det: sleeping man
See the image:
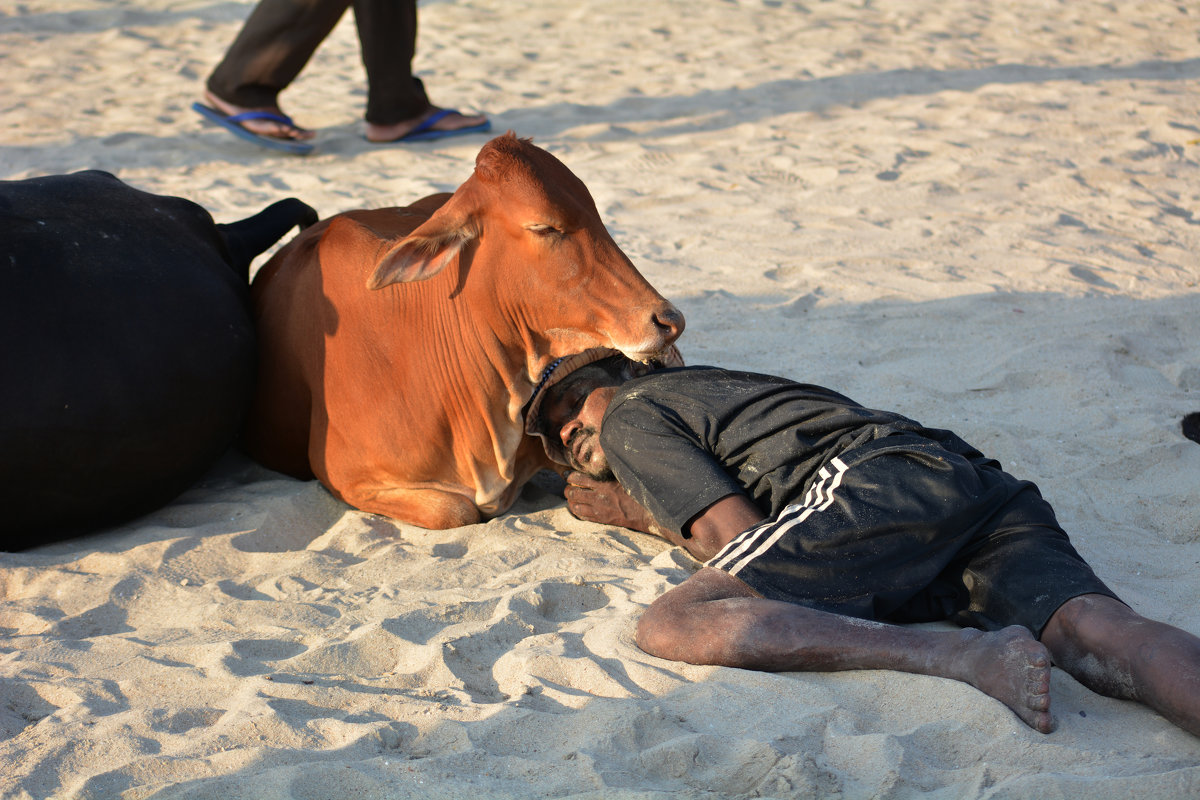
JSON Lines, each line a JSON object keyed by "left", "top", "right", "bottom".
{"left": 527, "top": 354, "right": 1200, "bottom": 736}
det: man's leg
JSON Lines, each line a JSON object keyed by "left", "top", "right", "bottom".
{"left": 205, "top": 0, "right": 349, "bottom": 139}
{"left": 637, "top": 567, "right": 1058, "bottom": 733}
{"left": 351, "top": 0, "right": 424, "bottom": 125}
{"left": 353, "top": 0, "right": 488, "bottom": 141}
{"left": 1040, "top": 593, "right": 1200, "bottom": 736}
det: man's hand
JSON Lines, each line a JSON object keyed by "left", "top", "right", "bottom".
{"left": 563, "top": 471, "right": 657, "bottom": 533}
{"left": 564, "top": 472, "right": 762, "bottom": 559}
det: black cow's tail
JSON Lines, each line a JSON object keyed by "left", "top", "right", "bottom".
{"left": 218, "top": 198, "right": 319, "bottom": 279}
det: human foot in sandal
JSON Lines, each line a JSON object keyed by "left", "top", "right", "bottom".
{"left": 192, "top": 91, "right": 316, "bottom": 154}
{"left": 365, "top": 107, "right": 490, "bottom": 144}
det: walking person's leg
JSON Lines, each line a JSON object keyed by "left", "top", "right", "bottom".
{"left": 204, "top": 0, "right": 349, "bottom": 141}
{"left": 354, "top": 0, "right": 489, "bottom": 143}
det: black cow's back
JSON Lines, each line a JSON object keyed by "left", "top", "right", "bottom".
{"left": 0, "top": 171, "right": 309, "bottom": 547}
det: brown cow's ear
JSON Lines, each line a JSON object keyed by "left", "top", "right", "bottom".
{"left": 366, "top": 225, "right": 474, "bottom": 289}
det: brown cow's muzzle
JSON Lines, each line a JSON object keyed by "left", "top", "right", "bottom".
{"left": 617, "top": 301, "right": 684, "bottom": 364}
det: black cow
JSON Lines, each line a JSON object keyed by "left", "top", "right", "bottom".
{"left": 1, "top": 171, "right": 317, "bottom": 547}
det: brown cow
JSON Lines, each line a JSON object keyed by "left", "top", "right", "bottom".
{"left": 247, "top": 133, "right": 684, "bottom": 529}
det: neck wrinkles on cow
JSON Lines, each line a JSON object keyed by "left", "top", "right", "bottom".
{"left": 408, "top": 264, "right": 545, "bottom": 510}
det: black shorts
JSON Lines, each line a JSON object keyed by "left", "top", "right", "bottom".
{"left": 705, "top": 435, "right": 1119, "bottom": 636}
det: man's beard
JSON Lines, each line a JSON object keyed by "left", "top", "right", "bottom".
{"left": 581, "top": 462, "right": 615, "bottom": 482}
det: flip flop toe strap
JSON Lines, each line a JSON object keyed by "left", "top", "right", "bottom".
{"left": 405, "top": 109, "right": 454, "bottom": 138}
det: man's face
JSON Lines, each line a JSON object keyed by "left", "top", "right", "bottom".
{"left": 540, "top": 376, "right": 620, "bottom": 480}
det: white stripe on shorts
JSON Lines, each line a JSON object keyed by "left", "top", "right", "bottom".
{"left": 706, "top": 456, "right": 849, "bottom": 576}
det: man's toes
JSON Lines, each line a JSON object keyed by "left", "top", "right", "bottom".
{"left": 250, "top": 120, "right": 311, "bottom": 141}
{"left": 1035, "top": 711, "right": 1058, "bottom": 734}
{"left": 1026, "top": 686, "right": 1051, "bottom": 711}
{"left": 1013, "top": 704, "right": 1057, "bottom": 733}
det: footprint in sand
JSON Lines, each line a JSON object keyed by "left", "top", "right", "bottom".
{"left": 224, "top": 638, "right": 308, "bottom": 677}
{"left": 0, "top": 681, "right": 60, "bottom": 739}
{"left": 147, "top": 707, "right": 223, "bottom": 735}
{"left": 48, "top": 601, "right": 134, "bottom": 639}
{"left": 437, "top": 582, "right": 613, "bottom": 702}
{"left": 875, "top": 148, "right": 931, "bottom": 181}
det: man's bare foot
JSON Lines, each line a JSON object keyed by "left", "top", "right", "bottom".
{"left": 365, "top": 107, "right": 489, "bottom": 143}
{"left": 950, "top": 626, "right": 1056, "bottom": 733}
{"left": 202, "top": 90, "right": 315, "bottom": 142}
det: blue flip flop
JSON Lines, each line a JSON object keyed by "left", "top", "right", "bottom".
{"left": 192, "top": 102, "right": 315, "bottom": 155}
{"left": 372, "top": 108, "right": 492, "bottom": 144}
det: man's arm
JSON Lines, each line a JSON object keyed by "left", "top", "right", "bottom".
{"left": 683, "top": 493, "right": 767, "bottom": 560}
{"left": 564, "top": 471, "right": 765, "bottom": 561}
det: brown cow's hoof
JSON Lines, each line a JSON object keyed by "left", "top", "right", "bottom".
{"left": 1183, "top": 412, "right": 1200, "bottom": 444}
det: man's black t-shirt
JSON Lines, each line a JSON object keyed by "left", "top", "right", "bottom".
{"left": 597, "top": 366, "right": 1117, "bottom": 633}
{"left": 598, "top": 366, "right": 985, "bottom": 537}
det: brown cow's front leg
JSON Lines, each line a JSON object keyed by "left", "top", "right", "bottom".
{"left": 339, "top": 484, "right": 483, "bottom": 529}
{"left": 312, "top": 429, "right": 483, "bottom": 529}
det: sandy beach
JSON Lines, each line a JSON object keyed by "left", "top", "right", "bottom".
{"left": 3, "top": 0, "right": 1200, "bottom": 797}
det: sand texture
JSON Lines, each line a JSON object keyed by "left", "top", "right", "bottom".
{"left": 2, "top": 0, "right": 1199, "bottom": 797}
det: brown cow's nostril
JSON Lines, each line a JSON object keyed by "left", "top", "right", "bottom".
{"left": 654, "top": 306, "right": 686, "bottom": 340}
